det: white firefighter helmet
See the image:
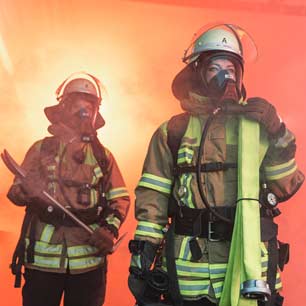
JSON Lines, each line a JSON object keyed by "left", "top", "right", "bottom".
{"left": 55, "top": 72, "right": 104, "bottom": 104}
{"left": 183, "top": 23, "right": 257, "bottom": 64}
{"left": 172, "top": 23, "right": 257, "bottom": 100}
{"left": 44, "top": 72, "right": 106, "bottom": 129}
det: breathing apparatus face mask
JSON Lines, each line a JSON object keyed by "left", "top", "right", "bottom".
{"left": 197, "top": 54, "right": 244, "bottom": 104}
{"left": 207, "top": 69, "right": 241, "bottom": 104}
{"left": 62, "top": 95, "right": 98, "bottom": 139}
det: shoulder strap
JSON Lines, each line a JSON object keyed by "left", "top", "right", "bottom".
{"left": 40, "top": 136, "right": 60, "bottom": 159}
{"left": 91, "top": 137, "right": 109, "bottom": 208}
{"left": 91, "top": 136, "right": 109, "bottom": 175}
{"left": 167, "top": 112, "right": 190, "bottom": 166}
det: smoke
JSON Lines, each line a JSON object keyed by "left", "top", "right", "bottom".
{"left": 0, "top": 1, "right": 305, "bottom": 305}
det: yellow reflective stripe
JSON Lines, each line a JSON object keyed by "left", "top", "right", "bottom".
{"left": 179, "top": 237, "right": 192, "bottom": 260}
{"left": 209, "top": 263, "right": 227, "bottom": 279}
{"left": 178, "top": 279, "right": 210, "bottom": 296}
{"left": 105, "top": 215, "right": 121, "bottom": 229}
{"left": 138, "top": 173, "right": 172, "bottom": 194}
{"left": 106, "top": 187, "right": 129, "bottom": 200}
{"left": 28, "top": 255, "right": 61, "bottom": 268}
{"left": 212, "top": 281, "right": 224, "bottom": 298}
{"left": 47, "top": 181, "right": 57, "bottom": 194}
{"left": 173, "top": 259, "right": 210, "bottom": 278}
{"left": 135, "top": 221, "right": 164, "bottom": 239}
{"left": 40, "top": 224, "right": 55, "bottom": 243}
{"left": 67, "top": 245, "right": 98, "bottom": 257}
{"left": 47, "top": 165, "right": 56, "bottom": 171}
{"left": 186, "top": 175, "right": 194, "bottom": 208}
{"left": 178, "top": 146, "right": 194, "bottom": 164}
{"left": 261, "top": 243, "right": 268, "bottom": 272}
{"left": 130, "top": 255, "right": 141, "bottom": 269}
{"left": 25, "top": 238, "right": 62, "bottom": 255}
{"left": 84, "top": 145, "right": 98, "bottom": 166}
{"left": 90, "top": 189, "right": 98, "bottom": 207}
{"left": 92, "top": 166, "right": 103, "bottom": 185}
{"left": 184, "top": 115, "right": 202, "bottom": 147}
{"left": 178, "top": 174, "right": 195, "bottom": 208}
{"left": 89, "top": 223, "right": 100, "bottom": 231}
{"left": 69, "top": 256, "right": 103, "bottom": 270}
{"left": 265, "top": 159, "right": 297, "bottom": 180}
{"left": 275, "top": 272, "right": 282, "bottom": 290}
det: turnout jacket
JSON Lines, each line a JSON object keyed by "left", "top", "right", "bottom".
{"left": 131, "top": 92, "right": 304, "bottom": 302}
{"left": 8, "top": 124, "right": 130, "bottom": 274}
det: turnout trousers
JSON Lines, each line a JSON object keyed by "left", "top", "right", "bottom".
{"left": 22, "top": 266, "right": 107, "bottom": 306}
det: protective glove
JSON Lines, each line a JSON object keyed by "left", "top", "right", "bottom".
{"left": 20, "top": 176, "right": 45, "bottom": 200}
{"left": 20, "top": 175, "right": 55, "bottom": 212}
{"left": 221, "top": 98, "right": 283, "bottom": 137}
{"left": 88, "top": 227, "right": 115, "bottom": 255}
{"left": 242, "top": 97, "right": 283, "bottom": 137}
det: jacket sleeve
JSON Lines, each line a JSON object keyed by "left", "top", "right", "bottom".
{"left": 7, "top": 140, "right": 43, "bottom": 206}
{"left": 134, "top": 122, "right": 174, "bottom": 246}
{"left": 101, "top": 148, "right": 130, "bottom": 237}
{"left": 261, "top": 126, "right": 304, "bottom": 202}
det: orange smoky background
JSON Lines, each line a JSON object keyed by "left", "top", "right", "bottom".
{"left": 0, "top": 0, "right": 306, "bottom": 305}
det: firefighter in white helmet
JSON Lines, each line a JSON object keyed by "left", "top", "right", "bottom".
{"left": 128, "top": 24, "right": 304, "bottom": 306}
{"left": 7, "top": 72, "right": 130, "bottom": 306}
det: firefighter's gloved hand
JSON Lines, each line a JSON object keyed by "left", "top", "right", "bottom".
{"left": 243, "top": 98, "right": 283, "bottom": 137}
{"left": 21, "top": 176, "right": 54, "bottom": 212}
{"left": 88, "top": 227, "right": 115, "bottom": 255}
{"left": 20, "top": 174, "right": 46, "bottom": 200}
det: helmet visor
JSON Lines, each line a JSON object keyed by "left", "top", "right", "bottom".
{"left": 183, "top": 23, "right": 258, "bottom": 64}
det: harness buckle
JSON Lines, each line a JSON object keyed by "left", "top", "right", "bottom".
{"left": 208, "top": 221, "right": 222, "bottom": 242}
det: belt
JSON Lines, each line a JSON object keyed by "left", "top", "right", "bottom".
{"left": 173, "top": 206, "right": 278, "bottom": 242}
{"left": 173, "top": 206, "right": 235, "bottom": 241}
{"left": 28, "top": 203, "right": 103, "bottom": 226}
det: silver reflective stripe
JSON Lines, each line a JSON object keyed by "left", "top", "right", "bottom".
{"left": 67, "top": 245, "right": 98, "bottom": 257}
{"left": 29, "top": 255, "right": 61, "bottom": 268}
{"left": 212, "top": 281, "right": 223, "bottom": 298}
{"left": 106, "top": 187, "right": 129, "bottom": 200}
{"left": 25, "top": 238, "right": 62, "bottom": 255}
{"left": 69, "top": 256, "right": 103, "bottom": 270}
{"left": 138, "top": 173, "right": 172, "bottom": 194}
{"left": 209, "top": 264, "right": 227, "bottom": 279}
{"left": 178, "top": 279, "right": 210, "bottom": 297}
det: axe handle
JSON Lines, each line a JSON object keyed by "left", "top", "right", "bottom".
{"left": 43, "top": 192, "right": 94, "bottom": 234}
